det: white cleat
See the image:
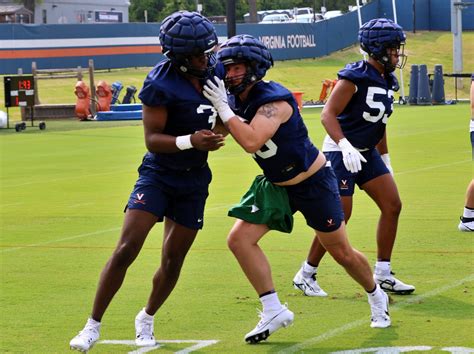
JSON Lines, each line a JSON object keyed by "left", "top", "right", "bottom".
{"left": 293, "top": 267, "right": 328, "bottom": 297}
{"left": 368, "top": 286, "right": 391, "bottom": 329}
{"left": 458, "top": 217, "right": 474, "bottom": 232}
{"left": 70, "top": 319, "right": 100, "bottom": 352}
{"left": 244, "top": 305, "right": 294, "bottom": 344}
{"left": 375, "top": 272, "right": 415, "bottom": 295}
{"left": 135, "top": 308, "right": 156, "bottom": 347}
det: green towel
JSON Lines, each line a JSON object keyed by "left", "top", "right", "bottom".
{"left": 228, "top": 175, "right": 294, "bottom": 233}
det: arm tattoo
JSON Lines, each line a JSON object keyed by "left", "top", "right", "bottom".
{"left": 257, "top": 102, "right": 278, "bottom": 119}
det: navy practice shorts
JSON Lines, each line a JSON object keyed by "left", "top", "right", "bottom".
{"left": 285, "top": 166, "right": 344, "bottom": 232}
{"left": 324, "top": 148, "right": 390, "bottom": 197}
{"left": 125, "top": 163, "right": 212, "bottom": 230}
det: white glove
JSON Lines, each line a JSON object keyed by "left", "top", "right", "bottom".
{"left": 338, "top": 138, "right": 367, "bottom": 173}
{"left": 381, "top": 153, "right": 394, "bottom": 175}
{"left": 203, "top": 77, "right": 235, "bottom": 123}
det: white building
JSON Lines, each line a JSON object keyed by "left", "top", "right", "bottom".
{"left": 0, "top": 0, "right": 130, "bottom": 24}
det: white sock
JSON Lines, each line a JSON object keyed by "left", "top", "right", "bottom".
{"left": 137, "top": 308, "right": 154, "bottom": 320}
{"left": 367, "top": 284, "right": 383, "bottom": 303}
{"left": 375, "top": 261, "right": 391, "bottom": 277}
{"left": 260, "top": 292, "right": 282, "bottom": 313}
{"left": 86, "top": 318, "right": 101, "bottom": 328}
{"left": 302, "top": 261, "right": 318, "bottom": 277}
{"left": 463, "top": 207, "right": 474, "bottom": 218}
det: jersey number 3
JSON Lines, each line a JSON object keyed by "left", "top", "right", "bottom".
{"left": 362, "top": 86, "right": 394, "bottom": 124}
{"left": 197, "top": 104, "right": 217, "bottom": 129}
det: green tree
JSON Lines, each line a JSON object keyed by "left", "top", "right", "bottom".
{"left": 129, "top": 0, "right": 165, "bottom": 22}
{"left": 157, "top": 0, "right": 195, "bottom": 20}
{"left": 200, "top": 0, "right": 226, "bottom": 18}
{"left": 128, "top": 0, "right": 367, "bottom": 23}
{"left": 14, "top": 0, "right": 42, "bottom": 21}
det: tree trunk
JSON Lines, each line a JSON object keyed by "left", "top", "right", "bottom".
{"left": 22, "top": 0, "right": 35, "bottom": 22}
{"left": 248, "top": 0, "right": 257, "bottom": 23}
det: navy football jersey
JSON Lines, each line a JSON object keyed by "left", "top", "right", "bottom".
{"left": 334, "top": 60, "right": 399, "bottom": 150}
{"left": 138, "top": 59, "right": 224, "bottom": 170}
{"left": 231, "top": 81, "right": 319, "bottom": 183}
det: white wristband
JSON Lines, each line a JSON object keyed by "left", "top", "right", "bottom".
{"left": 176, "top": 134, "right": 193, "bottom": 150}
{"left": 337, "top": 137, "right": 351, "bottom": 149}
{"left": 218, "top": 106, "right": 235, "bottom": 124}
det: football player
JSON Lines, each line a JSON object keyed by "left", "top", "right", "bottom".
{"left": 69, "top": 11, "right": 225, "bottom": 352}
{"left": 204, "top": 34, "right": 391, "bottom": 344}
{"left": 293, "top": 18, "right": 415, "bottom": 297}
{"left": 458, "top": 73, "right": 474, "bottom": 231}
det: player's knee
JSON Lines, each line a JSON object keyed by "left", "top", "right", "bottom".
{"left": 382, "top": 198, "right": 402, "bottom": 217}
{"left": 112, "top": 242, "right": 141, "bottom": 268}
{"left": 227, "top": 234, "right": 238, "bottom": 253}
{"left": 160, "top": 255, "right": 184, "bottom": 278}
{"left": 227, "top": 232, "right": 245, "bottom": 254}
{"left": 329, "top": 248, "right": 355, "bottom": 268}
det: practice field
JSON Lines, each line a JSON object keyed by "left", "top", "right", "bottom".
{"left": 0, "top": 104, "right": 473, "bottom": 353}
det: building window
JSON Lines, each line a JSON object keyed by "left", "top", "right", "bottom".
{"left": 42, "top": 9, "right": 47, "bottom": 24}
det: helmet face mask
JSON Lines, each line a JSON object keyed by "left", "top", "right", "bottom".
{"left": 359, "top": 18, "right": 407, "bottom": 73}
{"left": 221, "top": 60, "right": 258, "bottom": 95}
{"left": 217, "top": 35, "right": 273, "bottom": 94}
{"left": 173, "top": 50, "right": 217, "bottom": 79}
{"left": 384, "top": 44, "right": 407, "bottom": 72}
{"left": 159, "top": 11, "right": 217, "bottom": 79}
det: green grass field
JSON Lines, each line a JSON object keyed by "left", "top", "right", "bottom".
{"left": 1, "top": 103, "right": 473, "bottom": 353}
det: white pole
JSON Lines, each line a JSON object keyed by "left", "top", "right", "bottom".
{"left": 392, "top": 0, "right": 398, "bottom": 22}
{"left": 356, "top": 0, "right": 363, "bottom": 26}
{"left": 451, "top": 0, "right": 463, "bottom": 89}
{"left": 356, "top": 0, "right": 367, "bottom": 60}
{"left": 391, "top": 0, "right": 406, "bottom": 103}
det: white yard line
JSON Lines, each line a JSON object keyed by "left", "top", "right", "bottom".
{"left": 1, "top": 169, "right": 129, "bottom": 188}
{"left": 0, "top": 227, "right": 121, "bottom": 253}
{"left": 278, "top": 274, "right": 474, "bottom": 353}
{"left": 331, "top": 346, "right": 474, "bottom": 353}
{"left": 395, "top": 159, "right": 471, "bottom": 176}
{"left": 0, "top": 202, "right": 25, "bottom": 208}
{"left": 98, "top": 339, "right": 219, "bottom": 353}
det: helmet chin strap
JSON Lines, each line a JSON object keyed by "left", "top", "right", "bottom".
{"left": 379, "top": 56, "right": 396, "bottom": 73}
{"left": 174, "top": 53, "right": 216, "bottom": 80}
{"left": 226, "top": 66, "right": 258, "bottom": 95}
{"left": 369, "top": 50, "right": 396, "bottom": 74}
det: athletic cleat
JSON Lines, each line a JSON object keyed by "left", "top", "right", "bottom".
{"left": 70, "top": 320, "right": 100, "bottom": 352}
{"left": 458, "top": 216, "right": 474, "bottom": 231}
{"left": 293, "top": 267, "right": 328, "bottom": 297}
{"left": 135, "top": 308, "right": 156, "bottom": 347}
{"left": 244, "top": 305, "right": 294, "bottom": 344}
{"left": 375, "top": 272, "right": 415, "bottom": 295}
{"left": 368, "top": 286, "right": 391, "bottom": 328}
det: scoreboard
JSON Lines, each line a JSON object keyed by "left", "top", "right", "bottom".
{"left": 3, "top": 76, "right": 35, "bottom": 107}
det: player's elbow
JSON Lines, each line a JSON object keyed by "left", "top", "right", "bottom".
{"left": 144, "top": 140, "right": 155, "bottom": 153}
{"left": 320, "top": 111, "right": 330, "bottom": 128}
{"left": 240, "top": 141, "right": 261, "bottom": 154}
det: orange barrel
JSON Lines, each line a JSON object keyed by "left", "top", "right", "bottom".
{"left": 74, "top": 81, "right": 91, "bottom": 120}
{"left": 96, "top": 81, "right": 112, "bottom": 111}
{"left": 292, "top": 91, "right": 304, "bottom": 111}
